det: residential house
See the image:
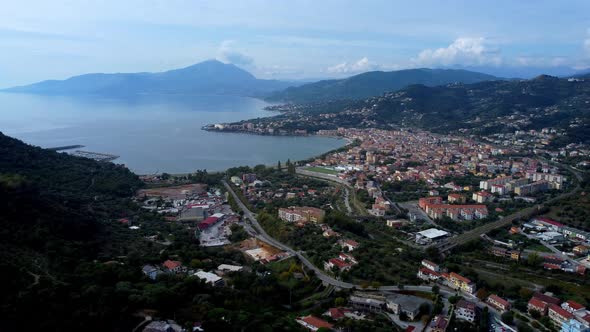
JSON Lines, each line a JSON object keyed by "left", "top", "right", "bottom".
{"left": 486, "top": 294, "right": 511, "bottom": 313}
{"left": 142, "top": 265, "right": 160, "bottom": 280}
{"left": 448, "top": 193, "right": 466, "bottom": 203}
{"left": 386, "top": 219, "right": 408, "bottom": 228}
{"left": 528, "top": 293, "right": 561, "bottom": 315}
{"left": 295, "top": 315, "right": 333, "bottom": 331}
{"left": 455, "top": 299, "right": 477, "bottom": 322}
{"left": 417, "top": 267, "right": 441, "bottom": 281}
{"left": 324, "top": 307, "right": 351, "bottom": 320}
{"left": 562, "top": 300, "right": 586, "bottom": 314}
{"left": 421, "top": 260, "right": 441, "bottom": 272}
{"left": 430, "top": 315, "right": 449, "bottom": 332}
{"left": 472, "top": 191, "right": 494, "bottom": 203}
{"left": 163, "top": 260, "right": 183, "bottom": 274}
{"left": 448, "top": 272, "right": 476, "bottom": 294}
{"left": 278, "top": 206, "right": 325, "bottom": 223}
{"left": 386, "top": 294, "right": 428, "bottom": 321}
{"left": 549, "top": 304, "right": 574, "bottom": 327}
{"left": 324, "top": 253, "right": 357, "bottom": 272}
{"left": 340, "top": 239, "right": 359, "bottom": 251}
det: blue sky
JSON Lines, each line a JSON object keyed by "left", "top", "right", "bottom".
{"left": 1, "top": 0, "right": 590, "bottom": 87}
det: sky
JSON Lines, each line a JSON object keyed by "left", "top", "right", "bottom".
{"left": 1, "top": 0, "right": 590, "bottom": 87}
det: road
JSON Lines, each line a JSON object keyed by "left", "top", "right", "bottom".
{"left": 342, "top": 186, "right": 353, "bottom": 214}
{"left": 296, "top": 168, "right": 367, "bottom": 216}
{"left": 224, "top": 179, "right": 454, "bottom": 294}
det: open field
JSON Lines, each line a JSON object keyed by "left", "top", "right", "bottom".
{"left": 137, "top": 183, "right": 206, "bottom": 200}
{"left": 304, "top": 166, "right": 339, "bottom": 175}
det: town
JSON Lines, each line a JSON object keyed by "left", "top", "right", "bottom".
{"left": 126, "top": 125, "right": 590, "bottom": 332}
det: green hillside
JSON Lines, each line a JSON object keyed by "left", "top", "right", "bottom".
{"left": 267, "top": 68, "right": 498, "bottom": 103}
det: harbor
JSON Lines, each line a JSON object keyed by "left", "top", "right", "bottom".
{"left": 68, "top": 150, "right": 119, "bottom": 162}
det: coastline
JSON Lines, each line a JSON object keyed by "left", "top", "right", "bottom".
{"left": 135, "top": 134, "right": 354, "bottom": 177}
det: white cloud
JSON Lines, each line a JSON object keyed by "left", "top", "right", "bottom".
{"left": 216, "top": 40, "right": 253, "bottom": 66}
{"left": 326, "top": 57, "right": 378, "bottom": 74}
{"left": 413, "top": 37, "right": 502, "bottom": 67}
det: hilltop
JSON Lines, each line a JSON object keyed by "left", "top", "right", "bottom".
{"left": 267, "top": 68, "right": 499, "bottom": 103}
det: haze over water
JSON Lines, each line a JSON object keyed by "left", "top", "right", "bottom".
{"left": 0, "top": 93, "right": 345, "bottom": 174}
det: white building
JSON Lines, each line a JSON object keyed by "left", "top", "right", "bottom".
{"left": 415, "top": 228, "right": 449, "bottom": 244}
{"left": 194, "top": 270, "right": 224, "bottom": 286}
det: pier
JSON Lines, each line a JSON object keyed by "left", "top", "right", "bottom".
{"left": 69, "top": 150, "right": 119, "bottom": 162}
{"left": 47, "top": 145, "right": 85, "bottom": 151}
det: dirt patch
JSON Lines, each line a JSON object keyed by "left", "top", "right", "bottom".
{"left": 137, "top": 184, "right": 207, "bottom": 200}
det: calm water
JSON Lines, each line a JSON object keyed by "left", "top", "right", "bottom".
{"left": 0, "top": 93, "right": 345, "bottom": 174}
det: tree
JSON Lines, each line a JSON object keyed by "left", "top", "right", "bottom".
{"left": 419, "top": 302, "right": 430, "bottom": 316}
{"left": 288, "top": 162, "right": 296, "bottom": 175}
{"left": 516, "top": 322, "right": 533, "bottom": 332}
{"left": 449, "top": 295, "right": 462, "bottom": 304}
{"left": 476, "top": 288, "right": 489, "bottom": 301}
{"left": 479, "top": 307, "right": 489, "bottom": 332}
{"left": 371, "top": 281, "right": 382, "bottom": 289}
{"left": 335, "top": 297, "right": 346, "bottom": 307}
{"left": 277, "top": 160, "right": 281, "bottom": 170}
{"left": 432, "top": 285, "right": 440, "bottom": 295}
{"left": 527, "top": 252, "right": 542, "bottom": 266}
{"left": 501, "top": 311, "right": 514, "bottom": 325}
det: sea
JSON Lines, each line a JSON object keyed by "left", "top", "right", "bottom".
{"left": 0, "top": 92, "right": 345, "bottom": 174}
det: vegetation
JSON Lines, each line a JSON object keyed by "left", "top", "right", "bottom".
{"left": 0, "top": 133, "right": 320, "bottom": 331}
{"left": 267, "top": 68, "right": 496, "bottom": 103}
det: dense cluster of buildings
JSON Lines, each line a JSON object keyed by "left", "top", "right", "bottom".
{"left": 527, "top": 292, "right": 590, "bottom": 331}
{"left": 418, "top": 196, "right": 488, "bottom": 221}
{"left": 478, "top": 171, "right": 564, "bottom": 196}
{"left": 416, "top": 260, "right": 476, "bottom": 295}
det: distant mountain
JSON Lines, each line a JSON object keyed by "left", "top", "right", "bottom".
{"left": 266, "top": 68, "right": 498, "bottom": 103}
{"left": 449, "top": 65, "right": 586, "bottom": 79}
{"left": 3, "top": 60, "right": 295, "bottom": 96}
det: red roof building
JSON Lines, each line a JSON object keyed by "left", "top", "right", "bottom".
{"left": 533, "top": 292, "right": 561, "bottom": 305}
{"left": 561, "top": 300, "right": 586, "bottom": 313}
{"left": 296, "top": 315, "right": 333, "bottom": 331}
{"left": 325, "top": 307, "right": 351, "bottom": 320}
{"left": 548, "top": 303, "right": 574, "bottom": 326}
{"left": 486, "top": 294, "right": 510, "bottom": 312}
{"left": 528, "top": 297, "right": 549, "bottom": 315}
{"left": 163, "top": 260, "right": 182, "bottom": 272}
{"left": 198, "top": 216, "right": 219, "bottom": 230}
{"left": 430, "top": 315, "right": 449, "bottom": 332}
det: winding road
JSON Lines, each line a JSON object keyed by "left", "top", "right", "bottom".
{"left": 223, "top": 180, "right": 452, "bottom": 295}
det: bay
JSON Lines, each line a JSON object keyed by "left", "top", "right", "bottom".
{"left": 0, "top": 92, "right": 345, "bottom": 174}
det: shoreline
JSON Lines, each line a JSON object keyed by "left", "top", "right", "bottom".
{"left": 135, "top": 134, "right": 355, "bottom": 177}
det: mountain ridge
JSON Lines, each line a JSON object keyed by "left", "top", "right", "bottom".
{"left": 266, "top": 68, "right": 499, "bottom": 103}
{"left": 3, "top": 59, "right": 295, "bottom": 96}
